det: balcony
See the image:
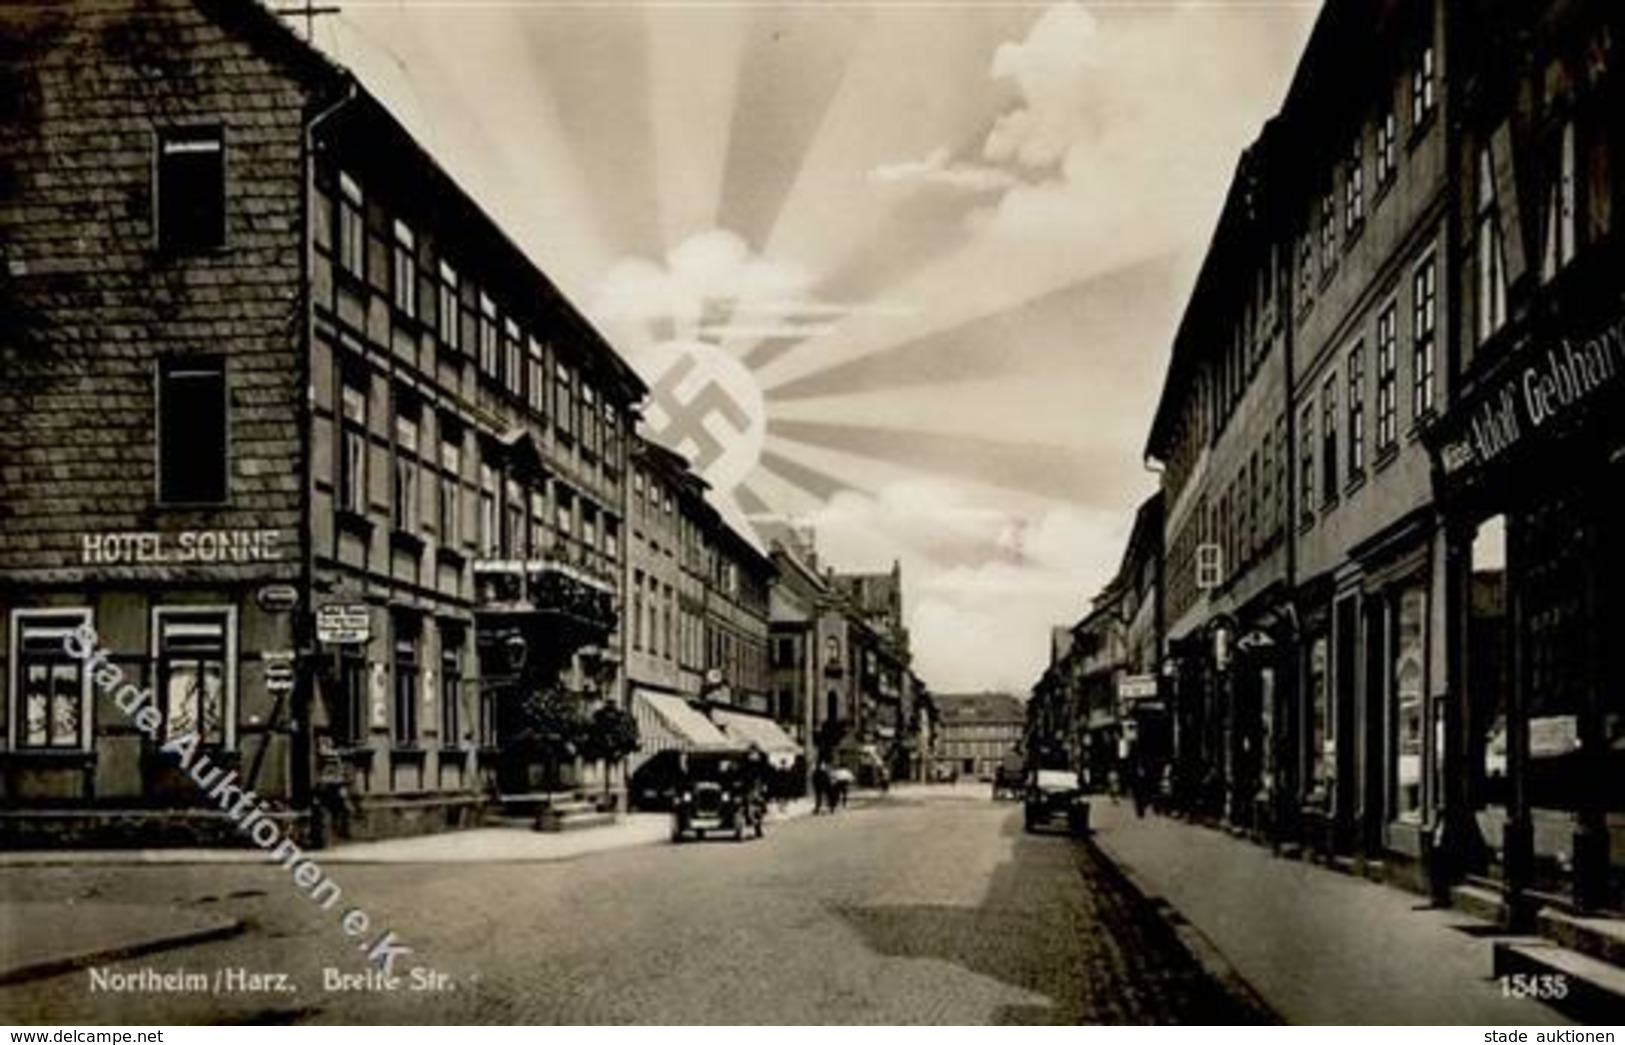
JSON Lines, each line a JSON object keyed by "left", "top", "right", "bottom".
{"left": 474, "top": 555, "right": 618, "bottom": 636}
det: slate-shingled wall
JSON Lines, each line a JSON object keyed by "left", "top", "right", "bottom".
{"left": 0, "top": 0, "right": 311, "bottom": 582}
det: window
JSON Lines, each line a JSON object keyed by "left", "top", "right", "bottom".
{"left": 11, "top": 611, "right": 91, "bottom": 749}
{"left": 338, "top": 171, "right": 365, "bottom": 278}
{"left": 1541, "top": 120, "right": 1579, "bottom": 282}
{"left": 1476, "top": 148, "right": 1509, "bottom": 343}
{"left": 1376, "top": 107, "right": 1398, "bottom": 188}
{"left": 478, "top": 293, "right": 499, "bottom": 377}
{"left": 1347, "top": 342, "right": 1366, "bottom": 476}
{"left": 1299, "top": 402, "right": 1316, "bottom": 523}
{"left": 555, "top": 487, "right": 574, "bottom": 539}
{"left": 158, "top": 357, "right": 227, "bottom": 504}
{"left": 157, "top": 128, "right": 224, "bottom": 252}
{"left": 339, "top": 372, "right": 367, "bottom": 514}
{"left": 478, "top": 681, "right": 499, "bottom": 749}
{"left": 1411, "top": 257, "right": 1437, "bottom": 418}
{"left": 503, "top": 479, "right": 524, "bottom": 559}
{"left": 393, "top": 406, "right": 419, "bottom": 534}
{"left": 155, "top": 609, "right": 232, "bottom": 747}
{"left": 604, "top": 516, "right": 619, "bottom": 561}
{"left": 1260, "top": 428, "right": 1275, "bottom": 539}
{"left": 632, "top": 572, "right": 644, "bottom": 651}
{"left": 437, "top": 262, "right": 461, "bottom": 350}
{"left": 393, "top": 619, "right": 419, "bottom": 746}
{"left": 1345, "top": 135, "right": 1365, "bottom": 233}
{"left": 440, "top": 636, "right": 462, "bottom": 747}
{"left": 603, "top": 403, "right": 621, "bottom": 467}
{"left": 478, "top": 462, "right": 497, "bottom": 556}
{"left": 1245, "top": 451, "right": 1259, "bottom": 558}
{"left": 1320, "top": 186, "right": 1338, "bottom": 273}
{"left": 503, "top": 319, "right": 523, "bottom": 397}
{"left": 527, "top": 338, "right": 547, "bottom": 415}
{"left": 1377, "top": 303, "right": 1399, "bottom": 451}
{"left": 581, "top": 384, "right": 599, "bottom": 456}
{"left": 581, "top": 504, "right": 598, "bottom": 555}
{"left": 554, "top": 363, "right": 574, "bottom": 438}
{"left": 1274, "top": 413, "right": 1288, "bottom": 529}
{"left": 663, "top": 585, "right": 674, "bottom": 660}
{"left": 438, "top": 430, "right": 461, "bottom": 545}
{"left": 335, "top": 646, "right": 366, "bottom": 746}
{"left": 1394, "top": 587, "right": 1428, "bottom": 822}
{"left": 1412, "top": 43, "right": 1436, "bottom": 131}
{"left": 528, "top": 491, "right": 548, "bottom": 559}
{"left": 1309, "top": 635, "right": 1331, "bottom": 788}
{"left": 391, "top": 220, "right": 416, "bottom": 318}
{"left": 1321, "top": 373, "right": 1338, "bottom": 503}
{"left": 1298, "top": 231, "right": 1315, "bottom": 304}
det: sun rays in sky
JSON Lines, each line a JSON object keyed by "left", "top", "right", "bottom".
{"left": 313, "top": 0, "right": 1317, "bottom": 690}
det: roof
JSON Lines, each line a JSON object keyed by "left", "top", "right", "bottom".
{"left": 933, "top": 692, "right": 1026, "bottom": 726}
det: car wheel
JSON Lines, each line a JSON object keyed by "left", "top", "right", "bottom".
{"left": 695, "top": 829, "right": 706, "bottom": 841}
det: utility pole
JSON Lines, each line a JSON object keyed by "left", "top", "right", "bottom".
{"left": 272, "top": 0, "right": 341, "bottom": 43}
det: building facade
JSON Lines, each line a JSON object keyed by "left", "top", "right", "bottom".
{"left": 933, "top": 692, "right": 1025, "bottom": 782}
{"left": 1427, "top": 0, "right": 1624, "bottom": 914}
{"left": 1136, "top": 0, "right": 1624, "bottom": 918}
{"left": 0, "top": 0, "right": 643, "bottom": 844}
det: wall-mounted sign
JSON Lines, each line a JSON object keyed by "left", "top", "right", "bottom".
{"left": 256, "top": 585, "right": 299, "bottom": 613}
{"left": 80, "top": 529, "right": 285, "bottom": 566}
{"left": 1435, "top": 312, "right": 1625, "bottom": 485}
{"left": 1117, "top": 674, "right": 1158, "bottom": 701}
{"left": 316, "top": 603, "right": 371, "bottom": 645}
{"left": 263, "top": 651, "right": 296, "bottom": 696}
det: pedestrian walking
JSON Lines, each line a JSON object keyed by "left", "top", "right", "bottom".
{"left": 812, "top": 762, "right": 831, "bottom": 814}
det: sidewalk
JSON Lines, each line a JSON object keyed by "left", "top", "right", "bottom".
{"left": 1089, "top": 802, "right": 1570, "bottom": 1025}
{"left": 0, "top": 794, "right": 876, "bottom": 867}
{"left": 0, "top": 903, "right": 243, "bottom": 986}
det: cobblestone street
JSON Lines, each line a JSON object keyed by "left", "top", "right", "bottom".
{"left": 0, "top": 792, "right": 1266, "bottom": 1025}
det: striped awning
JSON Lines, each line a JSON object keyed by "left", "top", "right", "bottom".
{"left": 712, "top": 708, "right": 801, "bottom": 769}
{"left": 632, "top": 690, "right": 730, "bottom": 756}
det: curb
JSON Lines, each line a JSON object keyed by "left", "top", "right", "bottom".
{"left": 0, "top": 918, "right": 246, "bottom": 987}
{"left": 1087, "top": 829, "right": 1281, "bottom": 1024}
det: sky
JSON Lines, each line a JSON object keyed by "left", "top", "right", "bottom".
{"left": 309, "top": 0, "right": 1320, "bottom": 695}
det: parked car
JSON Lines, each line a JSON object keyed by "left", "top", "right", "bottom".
{"left": 1024, "top": 768, "right": 1089, "bottom": 836}
{"left": 671, "top": 748, "right": 767, "bottom": 843}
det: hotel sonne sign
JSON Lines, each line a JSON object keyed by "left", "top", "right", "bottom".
{"left": 79, "top": 529, "right": 287, "bottom": 565}
{"left": 1433, "top": 311, "right": 1625, "bottom": 492}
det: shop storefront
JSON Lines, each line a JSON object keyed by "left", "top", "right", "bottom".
{"left": 1429, "top": 271, "right": 1625, "bottom": 914}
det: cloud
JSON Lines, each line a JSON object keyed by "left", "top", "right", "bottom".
{"left": 983, "top": 2, "right": 1101, "bottom": 171}
{"left": 793, "top": 478, "right": 1133, "bottom": 692}
{"left": 592, "top": 229, "right": 813, "bottom": 341}
{"left": 592, "top": 228, "right": 914, "bottom": 351}
{"left": 870, "top": 147, "right": 1017, "bottom": 194}
{"left": 866, "top": 1, "right": 1314, "bottom": 257}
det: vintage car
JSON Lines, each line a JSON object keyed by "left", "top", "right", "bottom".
{"left": 1023, "top": 768, "right": 1090, "bottom": 836}
{"left": 671, "top": 748, "right": 767, "bottom": 843}
{"left": 991, "top": 752, "right": 1025, "bottom": 800}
